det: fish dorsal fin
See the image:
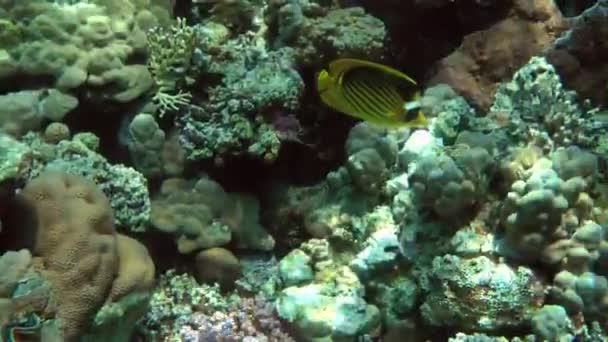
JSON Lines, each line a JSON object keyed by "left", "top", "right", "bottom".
{"left": 328, "top": 58, "right": 417, "bottom": 86}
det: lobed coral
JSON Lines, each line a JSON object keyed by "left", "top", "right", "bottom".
{"left": 150, "top": 176, "right": 275, "bottom": 253}
{"left": 127, "top": 113, "right": 166, "bottom": 178}
{"left": 408, "top": 145, "right": 494, "bottom": 220}
{"left": 0, "top": 89, "right": 77, "bottom": 137}
{"left": 4, "top": 0, "right": 164, "bottom": 103}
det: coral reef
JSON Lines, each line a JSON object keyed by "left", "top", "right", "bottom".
{"left": 266, "top": 3, "right": 386, "bottom": 66}
{"left": 2, "top": 0, "right": 167, "bottom": 102}
{"left": 420, "top": 255, "right": 542, "bottom": 331}
{"left": 142, "top": 270, "right": 293, "bottom": 341}
{"left": 2, "top": 0, "right": 608, "bottom": 341}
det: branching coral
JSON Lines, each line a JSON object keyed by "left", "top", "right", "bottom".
{"left": 147, "top": 17, "right": 200, "bottom": 117}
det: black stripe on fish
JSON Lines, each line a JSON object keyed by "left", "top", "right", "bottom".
{"left": 380, "top": 84, "right": 404, "bottom": 107}
{"left": 373, "top": 83, "right": 403, "bottom": 114}
{"left": 343, "top": 79, "right": 382, "bottom": 119}
{"left": 349, "top": 80, "right": 389, "bottom": 118}
{"left": 349, "top": 68, "right": 405, "bottom": 112}
{"left": 354, "top": 80, "right": 393, "bottom": 114}
{"left": 346, "top": 80, "right": 388, "bottom": 121}
{"left": 343, "top": 81, "right": 376, "bottom": 120}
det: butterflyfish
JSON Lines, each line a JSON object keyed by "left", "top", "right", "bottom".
{"left": 317, "top": 58, "right": 428, "bottom": 128}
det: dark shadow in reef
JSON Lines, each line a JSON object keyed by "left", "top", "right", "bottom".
{"left": 0, "top": 191, "right": 38, "bottom": 253}
{"left": 61, "top": 89, "right": 138, "bottom": 165}
{"left": 0, "top": 73, "right": 56, "bottom": 96}
{"left": 134, "top": 229, "right": 189, "bottom": 275}
{"left": 554, "top": 0, "right": 597, "bottom": 17}
{"left": 358, "top": 0, "right": 514, "bottom": 79}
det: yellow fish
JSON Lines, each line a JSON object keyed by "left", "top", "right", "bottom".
{"left": 317, "top": 58, "right": 428, "bottom": 128}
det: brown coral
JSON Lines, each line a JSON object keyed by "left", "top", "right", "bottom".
{"left": 194, "top": 247, "right": 241, "bottom": 288}
{"left": 21, "top": 172, "right": 118, "bottom": 341}
{"left": 427, "top": 0, "right": 568, "bottom": 110}
{"left": 109, "top": 234, "right": 155, "bottom": 301}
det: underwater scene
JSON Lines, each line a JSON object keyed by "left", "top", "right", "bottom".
{"left": 2, "top": 0, "right": 608, "bottom": 341}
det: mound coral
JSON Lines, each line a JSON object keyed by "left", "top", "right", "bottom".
{"left": 21, "top": 172, "right": 119, "bottom": 341}
{"left": 2, "top": 172, "right": 156, "bottom": 341}
{"left": 151, "top": 177, "right": 274, "bottom": 253}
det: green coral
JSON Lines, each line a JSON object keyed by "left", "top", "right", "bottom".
{"left": 0, "top": 133, "right": 30, "bottom": 183}
{"left": 178, "top": 48, "right": 303, "bottom": 161}
{"left": 0, "top": 19, "right": 21, "bottom": 49}
{"left": 22, "top": 131, "right": 151, "bottom": 232}
{"left": 81, "top": 292, "right": 152, "bottom": 342}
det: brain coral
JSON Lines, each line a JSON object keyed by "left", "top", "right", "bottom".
{"left": 21, "top": 172, "right": 118, "bottom": 341}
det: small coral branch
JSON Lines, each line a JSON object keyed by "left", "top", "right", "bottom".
{"left": 152, "top": 91, "right": 192, "bottom": 118}
{"left": 147, "top": 17, "right": 200, "bottom": 117}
